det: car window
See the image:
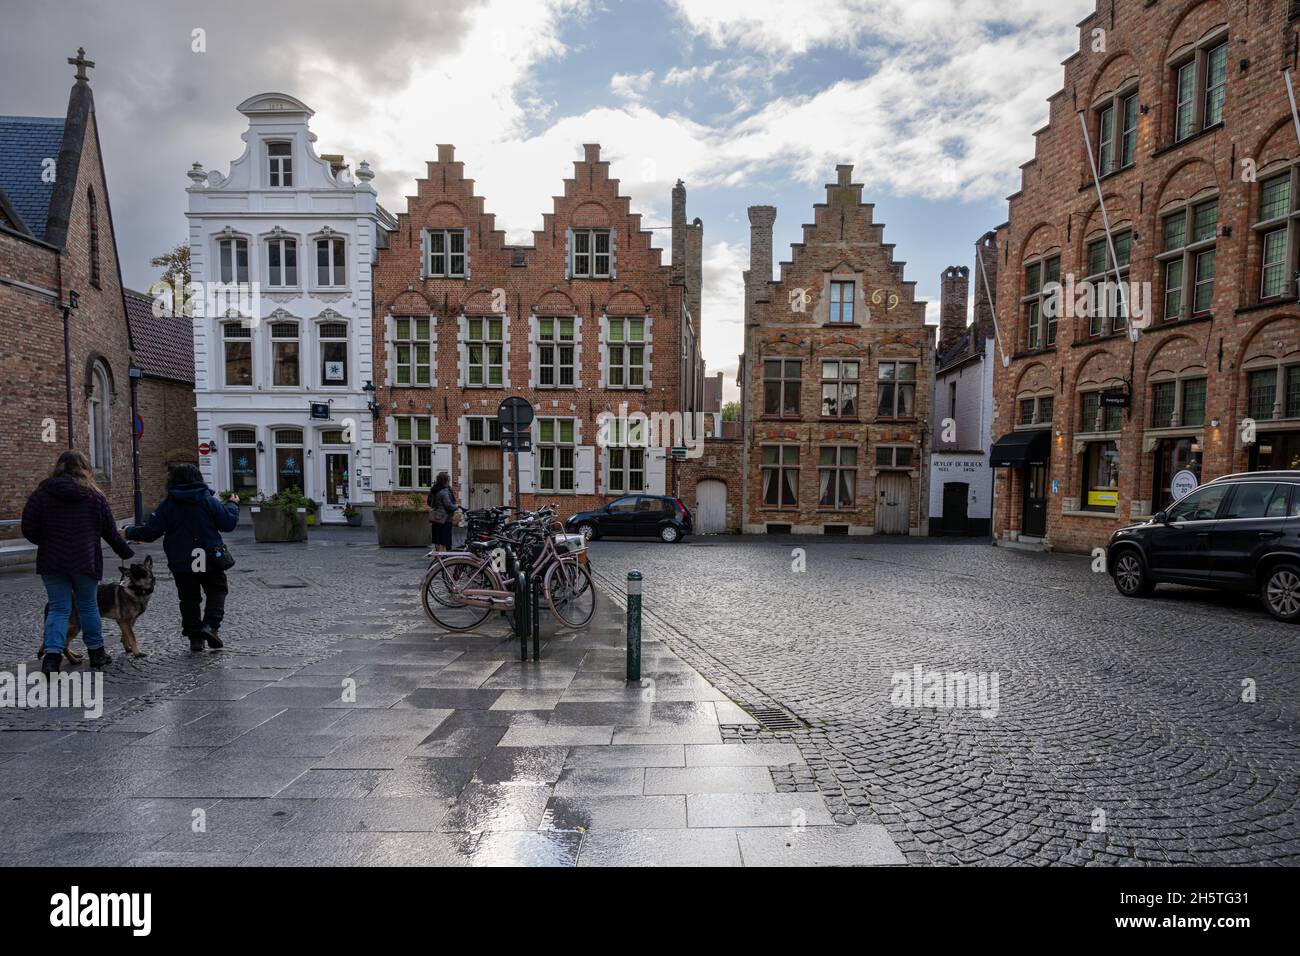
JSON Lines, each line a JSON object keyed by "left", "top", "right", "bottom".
{"left": 1222, "top": 483, "right": 1278, "bottom": 520}
{"left": 1266, "top": 485, "right": 1292, "bottom": 518}
{"left": 636, "top": 498, "right": 658, "bottom": 512}
{"left": 1166, "top": 484, "right": 1230, "bottom": 522}
{"left": 608, "top": 497, "right": 637, "bottom": 514}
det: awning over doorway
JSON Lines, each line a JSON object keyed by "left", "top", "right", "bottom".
{"left": 989, "top": 429, "right": 1051, "bottom": 468}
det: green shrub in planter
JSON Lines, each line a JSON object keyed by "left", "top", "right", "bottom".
{"left": 374, "top": 492, "right": 430, "bottom": 548}
{"left": 249, "top": 488, "right": 310, "bottom": 543}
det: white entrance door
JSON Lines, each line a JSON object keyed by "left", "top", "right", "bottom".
{"left": 876, "top": 472, "right": 911, "bottom": 535}
{"left": 321, "top": 450, "right": 351, "bottom": 523}
{"left": 695, "top": 479, "right": 727, "bottom": 533}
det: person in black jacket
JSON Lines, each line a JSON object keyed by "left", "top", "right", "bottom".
{"left": 22, "top": 451, "right": 135, "bottom": 674}
{"left": 126, "top": 464, "right": 239, "bottom": 652}
{"left": 427, "top": 471, "right": 457, "bottom": 551}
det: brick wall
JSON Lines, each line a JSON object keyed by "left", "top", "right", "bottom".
{"left": 677, "top": 436, "right": 744, "bottom": 532}
{"left": 990, "top": 0, "right": 1300, "bottom": 554}
{"left": 370, "top": 143, "right": 701, "bottom": 518}
{"left": 135, "top": 378, "right": 198, "bottom": 511}
{"left": 740, "top": 164, "right": 933, "bottom": 535}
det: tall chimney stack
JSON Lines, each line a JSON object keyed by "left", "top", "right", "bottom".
{"left": 671, "top": 179, "right": 687, "bottom": 285}
{"left": 745, "top": 205, "right": 776, "bottom": 320}
{"left": 938, "top": 265, "right": 970, "bottom": 357}
{"left": 973, "top": 230, "right": 999, "bottom": 344}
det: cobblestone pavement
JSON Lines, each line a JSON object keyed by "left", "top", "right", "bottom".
{"left": 0, "top": 527, "right": 902, "bottom": 866}
{"left": 586, "top": 535, "right": 1300, "bottom": 866}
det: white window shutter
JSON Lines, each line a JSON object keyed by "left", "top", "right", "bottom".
{"left": 419, "top": 230, "right": 428, "bottom": 279}
{"left": 372, "top": 444, "right": 393, "bottom": 491}
{"left": 646, "top": 447, "right": 667, "bottom": 496}
{"left": 575, "top": 445, "right": 595, "bottom": 494}
{"left": 517, "top": 450, "right": 536, "bottom": 493}
{"left": 433, "top": 443, "right": 453, "bottom": 482}
{"left": 462, "top": 227, "right": 471, "bottom": 279}
{"left": 564, "top": 228, "right": 573, "bottom": 280}
{"left": 609, "top": 226, "right": 617, "bottom": 279}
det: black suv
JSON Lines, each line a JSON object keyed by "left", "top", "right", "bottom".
{"left": 1106, "top": 470, "right": 1300, "bottom": 622}
{"left": 566, "top": 495, "right": 692, "bottom": 544}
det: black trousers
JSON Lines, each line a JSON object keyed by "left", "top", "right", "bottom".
{"left": 173, "top": 569, "right": 229, "bottom": 638}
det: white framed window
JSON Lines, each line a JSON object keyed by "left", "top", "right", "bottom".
{"left": 537, "top": 418, "right": 576, "bottom": 493}
{"left": 393, "top": 316, "right": 431, "bottom": 386}
{"left": 829, "top": 280, "right": 855, "bottom": 324}
{"left": 607, "top": 316, "right": 645, "bottom": 388}
{"left": 538, "top": 315, "right": 576, "bottom": 388}
{"left": 273, "top": 428, "right": 304, "bottom": 493}
{"left": 820, "top": 359, "right": 858, "bottom": 418}
{"left": 876, "top": 361, "right": 917, "bottom": 418}
{"left": 223, "top": 322, "right": 253, "bottom": 387}
{"left": 571, "top": 229, "right": 611, "bottom": 278}
{"left": 427, "top": 229, "right": 466, "bottom": 278}
{"left": 226, "top": 427, "right": 258, "bottom": 495}
{"left": 267, "top": 141, "right": 293, "bottom": 187}
{"left": 466, "top": 316, "right": 503, "bottom": 387}
{"left": 266, "top": 235, "right": 298, "bottom": 288}
{"left": 1158, "top": 198, "right": 1217, "bottom": 321}
{"left": 315, "top": 236, "right": 345, "bottom": 287}
{"left": 270, "top": 320, "right": 300, "bottom": 387}
{"left": 818, "top": 446, "right": 856, "bottom": 509}
{"left": 393, "top": 416, "right": 433, "bottom": 489}
{"left": 761, "top": 444, "right": 799, "bottom": 507}
{"left": 466, "top": 416, "right": 501, "bottom": 445}
{"left": 87, "top": 360, "right": 111, "bottom": 476}
{"left": 217, "top": 237, "right": 249, "bottom": 284}
{"left": 318, "top": 321, "right": 349, "bottom": 386}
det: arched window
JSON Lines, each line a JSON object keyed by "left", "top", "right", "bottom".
{"left": 88, "top": 186, "right": 101, "bottom": 287}
{"left": 87, "top": 360, "right": 111, "bottom": 476}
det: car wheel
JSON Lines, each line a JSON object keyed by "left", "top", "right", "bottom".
{"left": 576, "top": 522, "right": 597, "bottom": 542}
{"left": 660, "top": 524, "right": 681, "bottom": 544}
{"left": 1262, "top": 563, "right": 1300, "bottom": 623}
{"left": 1112, "top": 550, "right": 1153, "bottom": 598}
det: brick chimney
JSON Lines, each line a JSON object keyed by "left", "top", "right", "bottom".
{"left": 938, "top": 265, "right": 970, "bottom": 357}
{"left": 745, "top": 205, "right": 776, "bottom": 320}
{"left": 973, "top": 230, "right": 999, "bottom": 343}
{"left": 687, "top": 216, "right": 703, "bottom": 326}
{"left": 671, "top": 179, "right": 687, "bottom": 285}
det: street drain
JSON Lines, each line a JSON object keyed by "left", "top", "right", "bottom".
{"left": 748, "top": 707, "right": 802, "bottom": 730}
{"left": 258, "top": 576, "right": 313, "bottom": 589}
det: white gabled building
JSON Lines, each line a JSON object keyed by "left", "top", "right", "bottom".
{"left": 186, "top": 93, "right": 393, "bottom": 523}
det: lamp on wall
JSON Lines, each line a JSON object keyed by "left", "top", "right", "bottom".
{"left": 363, "top": 379, "right": 379, "bottom": 420}
{"left": 256, "top": 440, "right": 265, "bottom": 453}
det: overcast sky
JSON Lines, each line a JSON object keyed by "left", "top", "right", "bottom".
{"left": 1, "top": 0, "right": 1093, "bottom": 399}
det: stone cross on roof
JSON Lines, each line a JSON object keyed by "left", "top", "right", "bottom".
{"left": 68, "top": 47, "right": 94, "bottom": 81}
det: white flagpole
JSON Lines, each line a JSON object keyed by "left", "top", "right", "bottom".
{"left": 1077, "top": 110, "right": 1133, "bottom": 337}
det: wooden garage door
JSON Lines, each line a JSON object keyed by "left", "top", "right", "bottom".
{"left": 695, "top": 479, "right": 727, "bottom": 533}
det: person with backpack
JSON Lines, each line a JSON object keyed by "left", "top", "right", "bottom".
{"left": 125, "top": 464, "right": 239, "bottom": 652}
{"left": 21, "top": 450, "right": 135, "bottom": 674}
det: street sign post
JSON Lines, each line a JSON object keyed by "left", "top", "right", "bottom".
{"left": 497, "top": 397, "right": 534, "bottom": 510}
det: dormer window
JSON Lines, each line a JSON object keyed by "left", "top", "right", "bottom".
{"left": 268, "top": 141, "right": 293, "bottom": 187}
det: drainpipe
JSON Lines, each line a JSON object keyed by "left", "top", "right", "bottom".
{"left": 128, "top": 366, "right": 143, "bottom": 523}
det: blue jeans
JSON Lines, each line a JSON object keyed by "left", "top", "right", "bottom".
{"left": 41, "top": 574, "right": 103, "bottom": 653}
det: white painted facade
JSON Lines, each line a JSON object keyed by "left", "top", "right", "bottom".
{"left": 186, "top": 93, "right": 390, "bottom": 522}
{"left": 928, "top": 335, "right": 994, "bottom": 535}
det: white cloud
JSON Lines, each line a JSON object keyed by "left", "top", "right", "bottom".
{"left": 700, "top": 239, "right": 746, "bottom": 380}
{"left": 611, "top": 70, "right": 655, "bottom": 102}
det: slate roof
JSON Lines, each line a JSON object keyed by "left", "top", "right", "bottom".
{"left": 124, "top": 288, "right": 195, "bottom": 385}
{"left": 0, "top": 115, "right": 65, "bottom": 240}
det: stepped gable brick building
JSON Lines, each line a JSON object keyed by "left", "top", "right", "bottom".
{"left": 989, "top": 0, "right": 1300, "bottom": 553}
{"left": 738, "top": 164, "right": 933, "bottom": 535}
{"left": 0, "top": 49, "right": 137, "bottom": 538}
{"left": 370, "top": 143, "right": 705, "bottom": 515}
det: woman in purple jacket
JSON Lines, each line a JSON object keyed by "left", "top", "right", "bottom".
{"left": 22, "top": 450, "right": 134, "bottom": 674}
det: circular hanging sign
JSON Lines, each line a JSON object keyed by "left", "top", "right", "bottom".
{"left": 1170, "top": 469, "right": 1199, "bottom": 501}
{"left": 496, "top": 396, "right": 534, "bottom": 429}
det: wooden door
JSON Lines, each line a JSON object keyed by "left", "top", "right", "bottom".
{"left": 469, "top": 446, "right": 502, "bottom": 511}
{"left": 876, "top": 472, "right": 911, "bottom": 535}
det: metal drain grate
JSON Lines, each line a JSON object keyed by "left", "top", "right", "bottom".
{"left": 257, "top": 576, "right": 313, "bottom": 589}
{"left": 748, "top": 707, "right": 802, "bottom": 730}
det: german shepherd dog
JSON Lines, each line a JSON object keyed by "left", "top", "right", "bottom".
{"left": 39, "top": 555, "right": 157, "bottom": 662}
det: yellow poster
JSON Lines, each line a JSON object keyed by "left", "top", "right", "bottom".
{"left": 1087, "top": 489, "right": 1118, "bottom": 508}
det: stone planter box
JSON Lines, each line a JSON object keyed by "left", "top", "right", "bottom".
{"left": 250, "top": 506, "right": 308, "bottom": 543}
{"left": 374, "top": 509, "right": 429, "bottom": 548}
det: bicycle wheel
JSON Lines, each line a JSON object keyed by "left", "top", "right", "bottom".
{"left": 421, "top": 559, "right": 495, "bottom": 631}
{"left": 543, "top": 559, "right": 596, "bottom": 628}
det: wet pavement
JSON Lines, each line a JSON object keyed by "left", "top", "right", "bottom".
{"left": 0, "top": 526, "right": 902, "bottom": 866}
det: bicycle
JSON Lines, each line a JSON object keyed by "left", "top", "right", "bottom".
{"left": 419, "top": 505, "right": 596, "bottom": 631}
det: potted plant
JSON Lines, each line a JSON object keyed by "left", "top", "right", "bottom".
{"left": 373, "top": 491, "right": 430, "bottom": 548}
{"left": 304, "top": 497, "right": 321, "bottom": 527}
{"left": 249, "top": 488, "right": 309, "bottom": 543}
{"left": 342, "top": 503, "right": 362, "bottom": 528}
